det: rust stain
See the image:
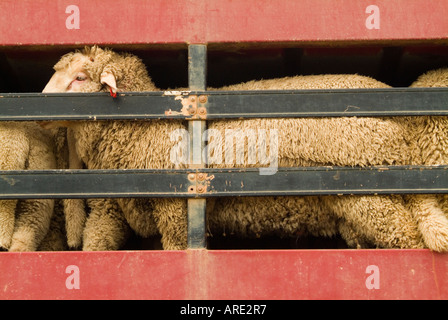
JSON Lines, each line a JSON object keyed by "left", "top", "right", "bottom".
{"left": 164, "top": 93, "right": 207, "bottom": 119}
{"left": 188, "top": 173, "right": 214, "bottom": 195}
{"left": 175, "top": 95, "right": 197, "bottom": 117}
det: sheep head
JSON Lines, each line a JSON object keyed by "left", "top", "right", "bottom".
{"left": 43, "top": 45, "right": 157, "bottom": 94}
{"left": 42, "top": 46, "right": 157, "bottom": 129}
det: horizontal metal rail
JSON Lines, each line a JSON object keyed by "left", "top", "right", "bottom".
{"left": 0, "top": 89, "right": 447, "bottom": 200}
{"left": 0, "top": 87, "right": 447, "bottom": 120}
{"left": 0, "top": 166, "right": 446, "bottom": 199}
{"left": 205, "top": 87, "right": 448, "bottom": 118}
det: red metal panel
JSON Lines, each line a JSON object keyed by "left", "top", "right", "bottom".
{"left": 1, "top": 0, "right": 447, "bottom": 303}
{"left": 0, "top": 249, "right": 446, "bottom": 300}
{"left": 0, "top": 0, "right": 447, "bottom": 46}
{"left": 205, "top": 0, "right": 448, "bottom": 43}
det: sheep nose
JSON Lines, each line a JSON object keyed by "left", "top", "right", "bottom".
{"left": 42, "top": 80, "right": 59, "bottom": 93}
{"left": 42, "top": 84, "right": 54, "bottom": 93}
{"left": 42, "top": 72, "right": 67, "bottom": 93}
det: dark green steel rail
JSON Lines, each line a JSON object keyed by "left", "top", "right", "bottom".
{"left": 0, "top": 166, "right": 446, "bottom": 199}
{"left": 0, "top": 87, "right": 447, "bottom": 121}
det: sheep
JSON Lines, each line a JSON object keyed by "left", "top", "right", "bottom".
{"left": 205, "top": 75, "right": 425, "bottom": 250}
{"left": 43, "top": 46, "right": 188, "bottom": 250}
{"left": 42, "top": 46, "right": 441, "bottom": 251}
{"left": 401, "top": 68, "right": 448, "bottom": 251}
{"left": 206, "top": 70, "right": 448, "bottom": 251}
{"left": 37, "top": 197, "right": 68, "bottom": 251}
{"left": 36, "top": 127, "right": 81, "bottom": 251}
{"left": 0, "top": 121, "right": 57, "bottom": 251}
{"left": 48, "top": 126, "right": 87, "bottom": 249}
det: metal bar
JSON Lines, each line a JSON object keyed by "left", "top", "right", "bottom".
{"left": 0, "top": 166, "right": 445, "bottom": 199}
{"left": 187, "top": 44, "right": 208, "bottom": 249}
{"left": 0, "top": 88, "right": 447, "bottom": 120}
{"left": 204, "top": 88, "right": 448, "bottom": 118}
{"left": 188, "top": 46, "right": 207, "bottom": 91}
{"left": 0, "top": 169, "right": 190, "bottom": 199}
{"left": 0, "top": 92, "right": 186, "bottom": 121}
{"left": 204, "top": 166, "right": 448, "bottom": 197}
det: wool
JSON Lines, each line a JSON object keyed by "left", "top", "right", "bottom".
{"left": 401, "top": 68, "right": 448, "bottom": 251}
{"left": 207, "top": 75, "right": 425, "bottom": 250}
{"left": 43, "top": 46, "right": 446, "bottom": 251}
{"left": 207, "top": 69, "right": 448, "bottom": 251}
{"left": 44, "top": 46, "right": 189, "bottom": 250}
{"left": 0, "top": 122, "right": 57, "bottom": 251}
{"left": 82, "top": 198, "right": 131, "bottom": 251}
{"left": 37, "top": 195, "right": 68, "bottom": 251}
{"left": 41, "top": 127, "right": 82, "bottom": 250}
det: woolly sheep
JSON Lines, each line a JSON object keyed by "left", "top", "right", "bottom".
{"left": 36, "top": 127, "right": 80, "bottom": 251}
{"left": 402, "top": 68, "right": 448, "bottom": 251}
{"left": 0, "top": 121, "right": 57, "bottom": 251}
{"left": 37, "top": 196, "right": 68, "bottom": 251}
{"left": 206, "top": 70, "right": 448, "bottom": 251}
{"left": 43, "top": 46, "right": 188, "bottom": 250}
{"left": 205, "top": 75, "right": 424, "bottom": 250}
{"left": 51, "top": 126, "right": 87, "bottom": 249}
{"left": 43, "top": 46, "right": 443, "bottom": 251}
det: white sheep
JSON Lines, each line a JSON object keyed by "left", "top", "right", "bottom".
{"left": 0, "top": 121, "right": 57, "bottom": 251}
{"left": 401, "top": 68, "right": 448, "bottom": 251}
{"left": 43, "top": 46, "right": 188, "bottom": 250}
{"left": 205, "top": 75, "right": 422, "bottom": 250}
{"left": 206, "top": 71, "right": 448, "bottom": 251}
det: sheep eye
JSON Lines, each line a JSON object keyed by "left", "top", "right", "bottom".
{"left": 76, "top": 76, "right": 86, "bottom": 81}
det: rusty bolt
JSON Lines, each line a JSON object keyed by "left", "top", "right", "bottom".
{"left": 197, "top": 173, "right": 205, "bottom": 181}
{"left": 188, "top": 173, "right": 196, "bottom": 181}
{"left": 198, "top": 107, "right": 206, "bottom": 115}
{"left": 199, "top": 95, "right": 207, "bottom": 103}
{"left": 190, "top": 96, "right": 196, "bottom": 103}
{"left": 189, "top": 107, "right": 197, "bottom": 115}
{"left": 196, "top": 185, "right": 205, "bottom": 193}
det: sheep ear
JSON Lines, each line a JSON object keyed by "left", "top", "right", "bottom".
{"left": 100, "top": 72, "right": 118, "bottom": 93}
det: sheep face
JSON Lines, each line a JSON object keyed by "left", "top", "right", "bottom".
{"left": 43, "top": 53, "right": 97, "bottom": 93}
{"left": 43, "top": 46, "right": 156, "bottom": 95}
{"left": 43, "top": 46, "right": 120, "bottom": 94}
{"left": 43, "top": 60, "right": 117, "bottom": 94}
